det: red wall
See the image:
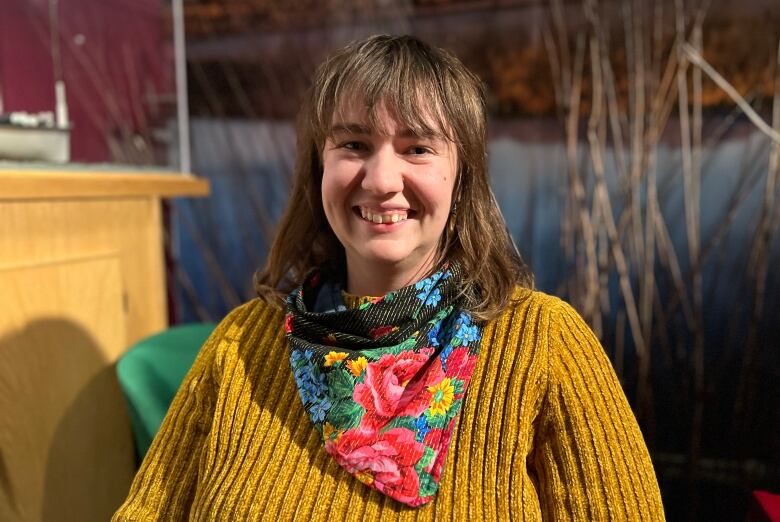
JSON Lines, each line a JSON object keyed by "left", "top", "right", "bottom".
{"left": 0, "top": 0, "right": 173, "bottom": 162}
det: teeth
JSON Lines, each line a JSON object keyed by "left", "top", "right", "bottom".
{"left": 359, "top": 207, "right": 408, "bottom": 224}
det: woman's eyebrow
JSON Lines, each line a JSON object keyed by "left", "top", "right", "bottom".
{"left": 329, "top": 122, "right": 447, "bottom": 141}
{"left": 398, "top": 128, "right": 446, "bottom": 140}
{"left": 330, "top": 123, "right": 371, "bottom": 136}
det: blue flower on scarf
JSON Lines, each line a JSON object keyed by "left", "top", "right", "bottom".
{"left": 436, "top": 311, "right": 480, "bottom": 372}
{"left": 424, "top": 287, "right": 442, "bottom": 307}
{"left": 298, "top": 388, "right": 312, "bottom": 404}
{"left": 291, "top": 350, "right": 329, "bottom": 408}
{"left": 451, "top": 312, "right": 481, "bottom": 346}
{"left": 461, "top": 324, "right": 480, "bottom": 346}
{"left": 415, "top": 277, "right": 435, "bottom": 302}
{"left": 292, "top": 367, "right": 315, "bottom": 402}
{"left": 309, "top": 397, "right": 332, "bottom": 423}
{"left": 415, "top": 416, "right": 431, "bottom": 442}
{"left": 453, "top": 311, "right": 470, "bottom": 329}
{"left": 293, "top": 366, "right": 308, "bottom": 385}
{"left": 415, "top": 270, "right": 448, "bottom": 306}
{"left": 427, "top": 320, "right": 442, "bottom": 347}
{"left": 440, "top": 343, "right": 454, "bottom": 371}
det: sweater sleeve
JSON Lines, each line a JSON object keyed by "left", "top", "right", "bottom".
{"left": 532, "top": 299, "right": 665, "bottom": 521}
{"left": 112, "top": 302, "right": 254, "bottom": 521}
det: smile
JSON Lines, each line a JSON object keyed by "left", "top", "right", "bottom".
{"left": 357, "top": 206, "right": 412, "bottom": 224}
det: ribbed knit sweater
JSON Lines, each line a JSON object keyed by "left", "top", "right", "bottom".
{"left": 113, "top": 289, "right": 665, "bottom": 521}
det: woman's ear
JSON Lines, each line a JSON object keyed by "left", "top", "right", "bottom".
{"left": 452, "top": 168, "right": 463, "bottom": 206}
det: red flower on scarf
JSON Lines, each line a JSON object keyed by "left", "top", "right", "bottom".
{"left": 423, "top": 417, "right": 457, "bottom": 479}
{"left": 443, "top": 347, "right": 477, "bottom": 384}
{"left": 325, "top": 427, "right": 425, "bottom": 504}
{"left": 354, "top": 349, "right": 444, "bottom": 430}
{"left": 284, "top": 314, "right": 294, "bottom": 334}
{"left": 368, "top": 325, "right": 396, "bottom": 339}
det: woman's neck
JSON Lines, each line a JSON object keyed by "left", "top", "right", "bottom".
{"left": 344, "top": 251, "right": 437, "bottom": 296}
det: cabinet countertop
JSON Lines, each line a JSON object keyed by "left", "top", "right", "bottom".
{"left": 0, "top": 165, "right": 210, "bottom": 200}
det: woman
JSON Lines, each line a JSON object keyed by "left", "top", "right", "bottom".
{"left": 114, "top": 35, "right": 665, "bottom": 520}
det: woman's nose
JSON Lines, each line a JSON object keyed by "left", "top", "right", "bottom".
{"left": 361, "top": 147, "right": 405, "bottom": 195}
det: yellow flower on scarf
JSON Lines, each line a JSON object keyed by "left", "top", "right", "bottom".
{"left": 322, "top": 422, "right": 342, "bottom": 442}
{"left": 324, "top": 351, "right": 348, "bottom": 366}
{"left": 427, "top": 378, "right": 455, "bottom": 416}
{"left": 346, "top": 356, "right": 368, "bottom": 377}
{"left": 355, "top": 470, "right": 374, "bottom": 485}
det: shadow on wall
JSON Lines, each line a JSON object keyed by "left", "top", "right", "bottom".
{"left": 0, "top": 319, "right": 135, "bottom": 522}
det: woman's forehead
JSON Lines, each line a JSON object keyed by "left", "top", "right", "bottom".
{"left": 328, "top": 97, "right": 450, "bottom": 139}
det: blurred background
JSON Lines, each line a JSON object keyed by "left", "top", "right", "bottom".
{"left": 1, "top": 0, "right": 779, "bottom": 520}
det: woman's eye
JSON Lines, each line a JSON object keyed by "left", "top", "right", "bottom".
{"left": 342, "top": 141, "right": 365, "bottom": 151}
{"left": 409, "top": 146, "right": 430, "bottom": 155}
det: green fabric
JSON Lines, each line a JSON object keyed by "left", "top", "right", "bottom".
{"left": 117, "top": 323, "right": 216, "bottom": 463}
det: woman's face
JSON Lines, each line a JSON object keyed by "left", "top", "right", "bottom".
{"left": 321, "top": 100, "right": 457, "bottom": 283}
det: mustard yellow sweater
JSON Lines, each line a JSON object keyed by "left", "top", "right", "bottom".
{"left": 113, "top": 290, "right": 664, "bottom": 521}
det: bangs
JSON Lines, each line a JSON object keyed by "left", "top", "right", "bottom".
{"left": 311, "top": 37, "right": 457, "bottom": 145}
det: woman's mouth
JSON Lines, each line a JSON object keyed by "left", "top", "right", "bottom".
{"left": 356, "top": 206, "right": 415, "bottom": 224}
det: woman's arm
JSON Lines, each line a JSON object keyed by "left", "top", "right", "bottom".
{"left": 532, "top": 299, "right": 665, "bottom": 521}
{"left": 112, "top": 303, "right": 252, "bottom": 521}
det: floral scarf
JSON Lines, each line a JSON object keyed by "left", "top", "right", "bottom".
{"left": 284, "top": 265, "right": 483, "bottom": 507}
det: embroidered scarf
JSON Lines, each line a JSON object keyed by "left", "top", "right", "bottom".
{"left": 284, "top": 265, "right": 483, "bottom": 507}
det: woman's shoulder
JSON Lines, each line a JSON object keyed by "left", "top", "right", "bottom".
{"left": 225, "top": 296, "right": 283, "bottom": 319}
{"left": 496, "top": 287, "right": 596, "bottom": 347}
{"left": 198, "top": 297, "right": 287, "bottom": 373}
{"left": 501, "top": 286, "right": 577, "bottom": 321}
{"left": 211, "top": 297, "right": 285, "bottom": 342}
{"left": 503, "top": 287, "right": 610, "bottom": 366}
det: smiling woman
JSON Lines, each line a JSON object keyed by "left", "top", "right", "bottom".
{"left": 321, "top": 100, "right": 457, "bottom": 296}
{"left": 113, "top": 35, "right": 666, "bottom": 521}
{"left": 256, "top": 34, "right": 531, "bottom": 322}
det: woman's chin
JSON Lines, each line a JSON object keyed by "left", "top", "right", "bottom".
{"left": 346, "top": 244, "right": 438, "bottom": 281}
{"left": 347, "top": 243, "right": 417, "bottom": 268}
{"left": 354, "top": 250, "right": 410, "bottom": 267}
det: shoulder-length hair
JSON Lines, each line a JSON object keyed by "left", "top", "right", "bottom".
{"left": 255, "top": 34, "right": 532, "bottom": 320}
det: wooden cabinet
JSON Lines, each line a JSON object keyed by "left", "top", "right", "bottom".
{"left": 0, "top": 168, "right": 209, "bottom": 521}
